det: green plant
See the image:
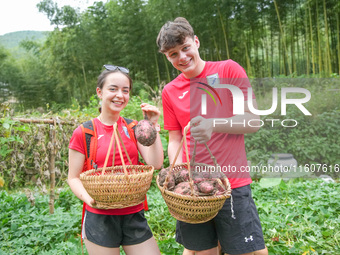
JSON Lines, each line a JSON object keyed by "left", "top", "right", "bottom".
{"left": 0, "top": 188, "right": 83, "bottom": 254}
{"left": 0, "top": 179, "right": 339, "bottom": 254}
{"left": 252, "top": 179, "right": 340, "bottom": 254}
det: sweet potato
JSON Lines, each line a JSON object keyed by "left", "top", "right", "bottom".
{"left": 135, "top": 119, "right": 157, "bottom": 146}
{"left": 173, "top": 182, "right": 191, "bottom": 195}
{"left": 197, "top": 181, "right": 216, "bottom": 195}
{"left": 192, "top": 171, "right": 209, "bottom": 184}
{"left": 166, "top": 173, "right": 176, "bottom": 191}
{"left": 158, "top": 168, "right": 169, "bottom": 186}
{"left": 175, "top": 169, "right": 189, "bottom": 184}
{"left": 158, "top": 168, "right": 175, "bottom": 190}
{"left": 173, "top": 182, "right": 198, "bottom": 195}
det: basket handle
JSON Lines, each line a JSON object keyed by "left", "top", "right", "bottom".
{"left": 115, "top": 126, "right": 133, "bottom": 165}
{"left": 169, "top": 122, "right": 190, "bottom": 172}
{"left": 163, "top": 123, "right": 197, "bottom": 196}
{"left": 191, "top": 141, "right": 219, "bottom": 173}
{"left": 101, "top": 123, "right": 128, "bottom": 177}
{"left": 163, "top": 122, "right": 220, "bottom": 196}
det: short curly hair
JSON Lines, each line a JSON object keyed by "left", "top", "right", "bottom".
{"left": 156, "top": 17, "right": 194, "bottom": 53}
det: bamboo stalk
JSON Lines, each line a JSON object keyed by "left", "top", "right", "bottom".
{"left": 305, "top": 6, "right": 309, "bottom": 76}
{"left": 291, "top": 14, "right": 296, "bottom": 75}
{"left": 302, "top": 5, "right": 309, "bottom": 76}
{"left": 212, "top": 35, "right": 222, "bottom": 61}
{"left": 154, "top": 50, "right": 161, "bottom": 85}
{"left": 337, "top": 14, "right": 340, "bottom": 75}
{"left": 316, "top": 0, "right": 323, "bottom": 74}
{"left": 81, "top": 63, "right": 89, "bottom": 99}
{"left": 218, "top": 7, "right": 230, "bottom": 59}
{"left": 308, "top": 4, "right": 315, "bottom": 75}
{"left": 273, "top": 0, "right": 292, "bottom": 75}
{"left": 162, "top": 54, "right": 171, "bottom": 83}
{"left": 49, "top": 120, "right": 56, "bottom": 214}
{"left": 244, "top": 41, "right": 252, "bottom": 77}
{"left": 323, "top": 0, "right": 332, "bottom": 75}
{"left": 263, "top": 15, "right": 271, "bottom": 77}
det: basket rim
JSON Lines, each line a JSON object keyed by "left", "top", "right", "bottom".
{"left": 156, "top": 175, "right": 231, "bottom": 201}
{"left": 80, "top": 164, "right": 154, "bottom": 177}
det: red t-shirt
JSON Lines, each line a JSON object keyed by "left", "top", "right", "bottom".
{"left": 162, "top": 60, "right": 254, "bottom": 189}
{"left": 69, "top": 116, "right": 144, "bottom": 215}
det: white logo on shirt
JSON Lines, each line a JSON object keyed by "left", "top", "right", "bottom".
{"left": 123, "top": 126, "right": 131, "bottom": 139}
{"left": 207, "top": 73, "right": 220, "bottom": 87}
{"left": 179, "top": 91, "right": 188, "bottom": 99}
{"left": 98, "top": 134, "right": 104, "bottom": 140}
{"left": 244, "top": 235, "right": 253, "bottom": 242}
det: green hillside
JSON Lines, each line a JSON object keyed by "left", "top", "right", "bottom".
{"left": 0, "top": 31, "right": 48, "bottom": 57}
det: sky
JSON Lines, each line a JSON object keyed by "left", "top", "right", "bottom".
{"left": 0, "top": 0, "right": 97, "bottom": 36}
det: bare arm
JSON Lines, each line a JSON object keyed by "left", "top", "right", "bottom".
{"left": 137, "top": 103, "right": 164, "bottom": 169}
{"left": 138, "top": 133, "right": 164, "bottom": 169}
{"left": 167, "top": 130, "right": 183, "bottom": 165}
{"left": 67, "top": 149, "right": 95, "bottom": 207}
{"left": 190, "top": 99, "right": 261, "bottom": 143}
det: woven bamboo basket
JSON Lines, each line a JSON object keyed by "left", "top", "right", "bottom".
{"left": 80, "top": 122, "right": 154, "bottom": 209}
{"left": 156, "top": 124, "right": 231, "bottom": 224}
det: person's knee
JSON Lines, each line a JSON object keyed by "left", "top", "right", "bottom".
{"left": 182, "top": 248, "right": 195, "bottom": 255}
{"left": 195, "top": 247, "right": 218, "bottom": 255}
{"left": 254, "top": 247, "right": 268, "bottom": 255}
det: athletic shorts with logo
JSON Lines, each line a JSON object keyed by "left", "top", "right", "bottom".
{"left": 176, "top": 185, "right": 266, "bottom": 254}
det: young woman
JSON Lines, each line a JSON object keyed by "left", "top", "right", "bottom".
{"left": 68, "top": 65, "right": 163, "bottom": 255}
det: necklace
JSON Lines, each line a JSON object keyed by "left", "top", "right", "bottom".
{"left": 98, "top": 115, "right": 116, "bottom": 126}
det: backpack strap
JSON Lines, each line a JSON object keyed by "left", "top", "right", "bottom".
{"left": 80, "top": 119, "right": 97, "bottom": 171}
{"left": 80, "top": 119, "right": 97, "bottom": 254}
{"left": 122, "top": 117, "right": 138, "bottom": 146}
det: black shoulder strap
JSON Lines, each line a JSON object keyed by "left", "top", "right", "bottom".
{"left": 123, "top": 117, "right": 136, "bottom": 130}
{"left": 82, "top": 120, "right": 95, "bottom": 159}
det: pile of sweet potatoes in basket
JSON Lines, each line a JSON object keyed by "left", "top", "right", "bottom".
{"left": 158, "top": 166, "right": 228, "bottom": 196}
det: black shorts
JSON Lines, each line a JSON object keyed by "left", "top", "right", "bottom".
{"left": 176, "top": 185, "right": 266, "bottom": 254}
{"left": 83, "top": 210, "right": 153, "bottom": 248}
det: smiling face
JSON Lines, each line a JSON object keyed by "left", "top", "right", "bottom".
{"left": 97, "top": 72, "right": 130, "bottom": 114}
{"left": 165, "top": 36, "right": 205, "bottom": 79}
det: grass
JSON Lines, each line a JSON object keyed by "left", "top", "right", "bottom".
{"left": 0, "top": 178, "right": 339, "bottom": 254}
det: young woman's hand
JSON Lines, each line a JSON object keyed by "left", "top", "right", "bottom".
{"left": 85, "top": 197, "right": 96, "bottom": 208}
{"left": 140, "top": 103, "right": 160, "bottom": 125}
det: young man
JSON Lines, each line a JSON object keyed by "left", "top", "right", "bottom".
{"left": 157, "top": 17, "right": 268, "bottom": 255}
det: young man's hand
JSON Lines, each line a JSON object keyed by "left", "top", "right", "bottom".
{"left": 190, "top": 116, "right": 213, "bottom": 143}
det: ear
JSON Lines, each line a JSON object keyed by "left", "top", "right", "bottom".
{"left": 194, "top": 35, "right": 200, "bottom": 49}
{"left": 96, "top": 87, "right": 102, "bottom": 99}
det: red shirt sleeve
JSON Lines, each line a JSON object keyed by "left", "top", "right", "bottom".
{"left": 162, "top": 85, "right": 182, "bottom": 130}
{"left": 69, "top": 126, "right": 85, "bottom": 154}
